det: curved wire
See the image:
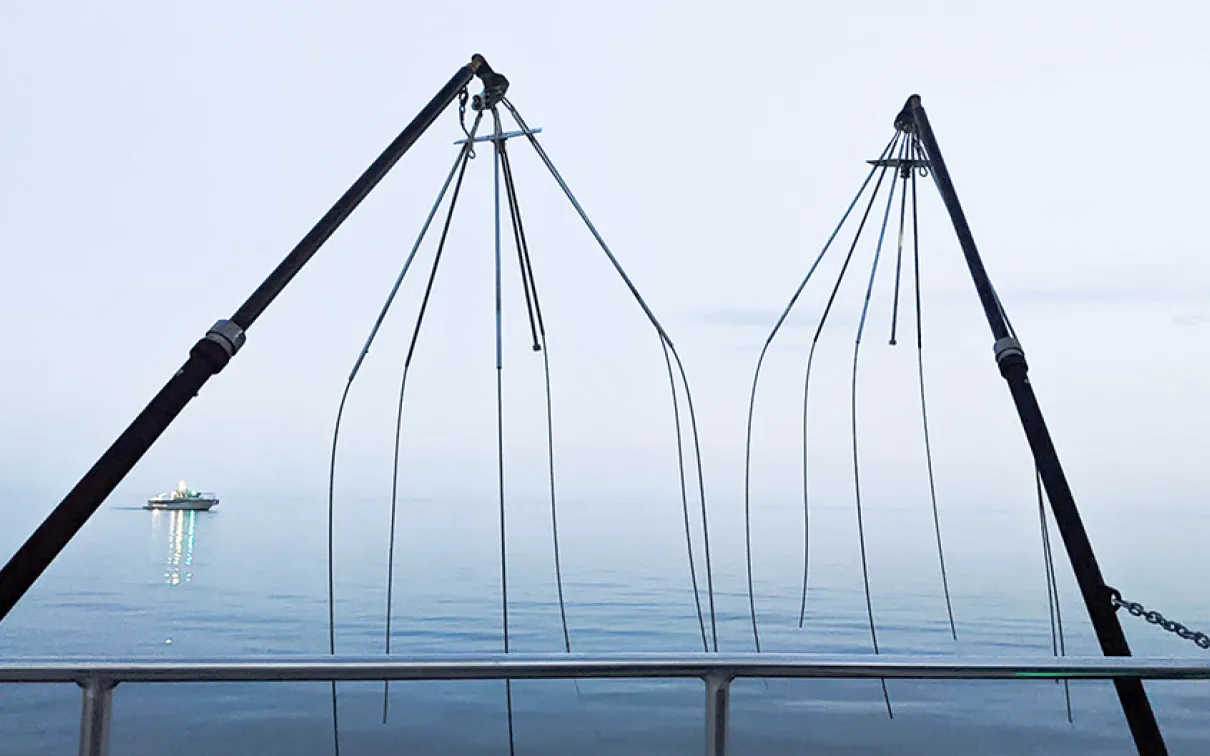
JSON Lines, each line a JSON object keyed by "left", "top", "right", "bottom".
{"left": 850, "top": 134, "right": 906, "bottom": 719}
{"left": 540, "top": 333, "right": 571, "bottom": 650}
{"left": 381, "top": 120, "right": 480, "bottom": 722}
{"left": 496, "top": 135, "right": 575, "bottom": 658}
{"left": 797, "top": 133, "right": 902, "bottom": 638}
{"left": 661, "top": 339, "right": 709, "bottom": 650}
{"left": 325, "top": 383, "right": 352, "bottom": 756}
{"left": 496, "top": 138, "right": 571, "bottom": 658}
{"left": 500, "top": 99, "right": 666, "bottom": 342}
{"left": 738, "top": 136, "right": 897, "bottom": 650}
{"left": 1037, "top": 470, "right": 1073, "bottom": 722}
{"left": 343, "top": 114, "right": 483, "bottom": 385}
{"left": 909, "top": 135, "right": 958, "bottom": 641}
{"left": 664, "top": 339, "right": 717, "bottom": 651}
{"left": 325, "top": 110, "right": 483, "bottom": 752}
{"left": 501, "top": 97, "right": 719, "bottom": 650}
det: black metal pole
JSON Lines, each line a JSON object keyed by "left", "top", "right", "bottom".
{"left": 0, "top": 54, "right": 501, "bottom": 623}
{"left": 900, "top": 95, "right": 1167, "bottom": 755}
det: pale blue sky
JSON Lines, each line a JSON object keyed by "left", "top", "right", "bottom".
{"left": 1, "top": 1, "right": 1207, "bottom": 528}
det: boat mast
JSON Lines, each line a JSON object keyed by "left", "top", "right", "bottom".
{"left": 899, "top": 95, "right": 1167, "bottom": 756}
{"left": 0, "top": 55, "right": 509, "bottom": 622}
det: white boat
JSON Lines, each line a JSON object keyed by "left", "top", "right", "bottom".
{"left": 145, "top": 481, "right": 219, "bottom": 511}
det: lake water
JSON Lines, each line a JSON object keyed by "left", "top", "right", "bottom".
{"left": 2, "top": 487, "right": 1208, "bottom": 755}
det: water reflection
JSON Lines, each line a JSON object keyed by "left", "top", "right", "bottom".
{"left": 153, "top": 510, "right": 199, "bottom": 586}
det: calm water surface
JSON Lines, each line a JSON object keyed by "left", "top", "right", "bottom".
{"left": 2, "top": 488, "right": 1208, "bottom": 755}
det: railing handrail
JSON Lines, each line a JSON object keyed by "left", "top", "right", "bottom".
{"left": 3, "top": 653, "right": 1209, "bottom": 684}
{"left": 8, "top": 653, "right": 1209, "bottom": 756}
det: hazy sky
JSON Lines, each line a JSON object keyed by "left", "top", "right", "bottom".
{"left": 2, "top": 1, "right": 1208, "bottom": 530}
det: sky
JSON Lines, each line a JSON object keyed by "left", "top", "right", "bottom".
{"left": 2, "top": 0, "right": 1208, "bottom": 534}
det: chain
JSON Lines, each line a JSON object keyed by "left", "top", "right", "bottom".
{"left": 1110, "top": 589, "right": 1210, "bottom": 650}
{"left": 458, "top": 88, "right": 476, "bottom": 159}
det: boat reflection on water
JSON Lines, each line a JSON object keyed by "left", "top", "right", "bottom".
{"left": 154, "top": 509, "right": 200, "bottom": 586}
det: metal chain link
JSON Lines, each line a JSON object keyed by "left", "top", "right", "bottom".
{"left": 1110, "top": 589, "right": 1210, "bottom": 650}
{"left": 457, "top": 88, "right": 476, "bottom": 159}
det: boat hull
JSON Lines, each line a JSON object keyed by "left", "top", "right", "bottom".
{"left": 145, "top": 499, "right": 218, "bottom": 511}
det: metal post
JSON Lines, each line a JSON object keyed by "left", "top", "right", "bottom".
{"left": 0, "top": 55, "right": 505, "bottom": 624}
{"left": 78, "top": 678, "right": 115, "bottom": 756}
{"left": 704, "top": 674, "right": 731, "bottom": 756}
{"left": 899, "top": 94, "right": 1167, "bottom": 756}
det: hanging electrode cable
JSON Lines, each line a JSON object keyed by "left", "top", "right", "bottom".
{"left": 888, "top": 144, "right": 909, "bottom": 346}
{"left": 849, "top": 134, "right": 908, "bottom": 719}
{"left": 900, "top": 93, "right": 1167, "bottom": 754}
{"left": 497, "top": 132, "right": 576, "bottom": 658}
{"left": 489, "top": 107, "right": 518, "bottom": 756}
{"left": 663, "top": 340, "right": 717, "bottom": 651}
{"left": 326, "top": 393, "right": 349, "bottom": 756}
{"left": 662, "top": 338, "right": 710, "bottom": 651}
{"left": 908, "top": 134, "right": 958, "bottom": 641}
{"left": 380, "top": 112, "right": 483, "bottom": 723}
{"left": 1038, "top": 469, "right": 1074, "bottom": 723}
{"left": 794, "top": 133, "right": 901, "bottom": 643}
{"left": 738, "top": 135, "right": 899, "bottom": 652}
{"left": 498, "top": 139, "right": 542, "bottom": 351}
{"left": 501, "top": 97, "right": 719, "bottom": 651}
{"left": 326, "top": 106, "right": 484, "bottom": 753}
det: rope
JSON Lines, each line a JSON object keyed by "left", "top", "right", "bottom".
{"left": 381, "top": 126, "right": 479, "bottom": 722}
{"left": 501, "top": 97, "right": 718, "bottom": 650}
{"left": 850, "top": 134, "right": 907, "bottom": 719}
{"left": 909, "top": 134, "right": 958, "bottom": 641}
{"left": 326, "top": 110, "right": 483, "bottom": 752}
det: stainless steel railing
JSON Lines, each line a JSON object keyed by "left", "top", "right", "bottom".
{"left": 4, "top": 654, "right": 1209, "bottom": 756}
